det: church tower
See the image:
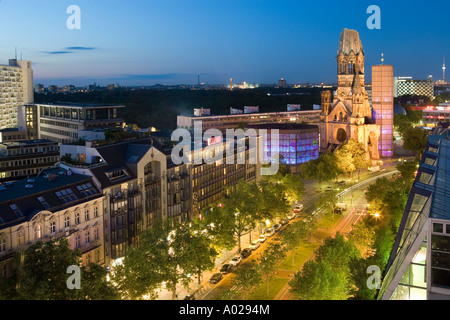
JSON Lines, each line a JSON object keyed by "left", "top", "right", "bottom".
{"left": 320, "top": 28, "right": 380, "bottom": 159}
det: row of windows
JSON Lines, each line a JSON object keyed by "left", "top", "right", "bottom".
{"left": 0, "top": 208, "right": 100, "bottom": 254}
{"left": 0, "top": 156, "right": 58, "bottom": 168}
{"left": 0, "top": 166, "right": 50, "bottom": 179}
{"left": 39, "top": 126, "right": 79, "bottom": 139}
{"left": 2, "top": 145, "right": 58, "bottom": 156}
{"left": 39, "top": 118, "right": 80, "bottom": 129}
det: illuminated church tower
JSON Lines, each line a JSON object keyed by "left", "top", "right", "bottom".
{"left": 320, "top": 28, "right": 380, "bottom": 159}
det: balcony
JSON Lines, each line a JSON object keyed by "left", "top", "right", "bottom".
{"left": 78, "top": 239, "right": 101, "bottom": 254}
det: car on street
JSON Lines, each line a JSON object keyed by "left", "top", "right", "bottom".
{"left": 336, "top": 203, "right": 347, "bottom": 211}
{"left": 281, "top": 218, "right": 289, "bottom": 226}
{"left": 209, "top": 272, "right": 223, "bottom": 284}
{"left": 240, "top": 248, "right": 252, "bottom": 258}
{"left": 258, "top": 234, "right": 267, "bottom": 243}
{"left": 229, "top": 255, "right": 242, "bottom": 266}
{"left": 183, "top": 294, "right": 195, "bottom": 300}
{"left": 293, "top": 204, "right": 303, "bottom": 213}
{"left": 220, "top": 264, "right": 232, "bottom": 274}
{"left": 286, "top": 212, "right": 296, "bottom": 220}
{"left": 325, "top": 186, "right": 333, "bottom": 192}
{"left": 265, "top": 228, "right": 275, "bottom": 237}
{"left": 249, "top": 240, "right": 260, "bottom": 250}
{"left": 334, "top": 207, "right": 344, "bottom": 214}
{"left": 273, "top": 224, "right": 281, "bottom": 232}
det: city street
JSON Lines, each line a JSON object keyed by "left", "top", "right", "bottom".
{"left": 154, "top": 161, "right": 402, "bottom": 301}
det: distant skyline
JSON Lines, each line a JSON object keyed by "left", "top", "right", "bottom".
{"left": 0, "top": 0, "right": 448, "bottom": 86}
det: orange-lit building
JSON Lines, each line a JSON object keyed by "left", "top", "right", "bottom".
{"left": 372, "top": 65, "right": 394, "bottom": 158}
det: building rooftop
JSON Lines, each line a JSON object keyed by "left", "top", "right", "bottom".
{"left": 0, "top": 167, "right": 101, "bottom": 228}
{"left": 0, "top": 139, "right": 57, "bottom": 147}
{"left": 33, "top": 102, "right": 125, "bottom": 109}
{"left": 179, "top": 109, "right": 321, "bottom": 119}
{"left": 248, "top": 123, "right": 320, "bottom": 131}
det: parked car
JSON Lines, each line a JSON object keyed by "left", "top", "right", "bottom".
{"left": 334, "top": 207, "right": 344, "bottom": 214}
{"left": 281, "top": 218, "right": 289, "bottom": 226}
{"left": 336, "top": 203, "right": 347, "bottom": 211}
{"left": 240, "top": 248, "right": 252, "bottom": 258}
{"left": 265, "top": 228, "right": 275, "bottom": 237}
{"left": 273, "top": 224, "right": 281, "bottom": 232}
{"left": 229, "top": 255, "right": 242, "bottom": 266}
{"left": 249, "top": 240, "right": 260, "bottom": 250}
{"left": 220, "top": 264, "right": 232, "bottom": 274}
{"left": 209, "top": 272, "right": 223, "bottom": 284}
{"left": 293, "top": 204, "right": 303, "bottom": 213}
{"left": 286, "top": 212, "right": 296, "bottom": 220}
{"left": 258, "top": 234, "right": 267, "bottom": 243}
{"left": 325, "top": 186, "right": 333, "bottom": 192}
{"left": 183, "top": 294, "right": 195, "bottom": 300}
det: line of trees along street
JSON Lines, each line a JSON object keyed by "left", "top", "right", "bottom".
{"left": 0, "top": 164, "right": 305, "bottom": 300}
{"left": 299, "top": 139, "right": 370, "bottom": 184}
{"left": 0, "top": 239, "right": 119, "bottom": 300}
{"left": 288, "top": 159, "right": 418, "bottom": 300}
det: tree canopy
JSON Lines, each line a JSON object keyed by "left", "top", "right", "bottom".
{"left": 0, "top": 238, "right": 118, "bottom": 300}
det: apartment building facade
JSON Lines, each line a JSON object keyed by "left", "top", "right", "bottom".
{"left": 59, "top": 137, "right": 260, "bottom": 267}
{"left": 0, "top": 167, "right": 105, "bottom": 278}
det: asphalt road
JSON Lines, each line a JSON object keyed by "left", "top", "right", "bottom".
{"left": 198, "top": 170, "right": 399, "bottom": 301}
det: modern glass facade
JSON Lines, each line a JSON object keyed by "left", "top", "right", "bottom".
{"left": 254, "top": 124, "right": 320, "bottom": 166}
{"left": 380, "top": 131, "right": 450, "bottom": 300}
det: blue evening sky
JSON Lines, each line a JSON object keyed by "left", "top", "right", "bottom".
{"left": 0, "top": 0, "right": 448, "bottom": 86}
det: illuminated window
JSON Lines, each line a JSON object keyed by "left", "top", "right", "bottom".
{"left": 34, "top": 225, "right": 42, "bottom": 240}
{"left": 17, "top": 232, "right": 25, "bottom": 245}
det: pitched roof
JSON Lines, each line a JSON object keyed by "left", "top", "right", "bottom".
{"left": 0, "top": 167, "right": 102, "bottom": 228}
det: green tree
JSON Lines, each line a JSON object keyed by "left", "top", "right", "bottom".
{"left": 347, "top": 223, "right": 375, "bottom": 259}
{"left": 335, "top": 139, "right": 370, "bottom": 177}
{"left": 258, "top": 243, "right": 286, "bottom": 298}
{"left": 282, "top": 220, "right": 309, "bottom": 268}
{"left": 315, "top": 190, "right": 339, "bottom": 218}
{"left": 113, "top": 219, "right": 215, "bottom": 300}
{"left": 205, "top": 179, "right": 289, "bottom": 253}
{"left": 402, "top": 127, "right": 430, "bottom": 158}
{"left": 290, "top": 259, "right": 349, "bottom": 300}
{"left": 180, "top": 223, "right": 218, "bottom": 285}
{"left": 300, "top": 152, "right": 342, "bottom": 184}
{"left": 290, "top": 233, "right": 360, "bottom": 300}
{"left": 0, "top": 238, "right": 118, "bottom": 300}
{"left": 229, "top": 261, "right": 262, "bottom": 300}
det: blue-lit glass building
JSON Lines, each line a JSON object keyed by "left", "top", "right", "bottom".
{"left": 249, "top": 124, "right": 320, "bottom": 174}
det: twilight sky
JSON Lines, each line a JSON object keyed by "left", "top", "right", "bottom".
{"left": 0, "top": 0, "right": 448, "bottom": 86}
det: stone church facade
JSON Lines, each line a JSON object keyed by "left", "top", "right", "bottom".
{"left": 320, "top": 28, "right": 380, "bottom": 160}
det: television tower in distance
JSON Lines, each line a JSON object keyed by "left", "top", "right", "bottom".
{"left": 443, "top": 57, "right": 446, "bottom": 83}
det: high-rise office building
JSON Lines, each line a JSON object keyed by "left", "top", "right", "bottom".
{"left": 394, "top": 77, "right": 434, "bottom": 98}
{"left": 372, "top": 65, "right": 394, "bottom": 158}
{"left": 0, "top": 59, "right": 34, "bottom": 130}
